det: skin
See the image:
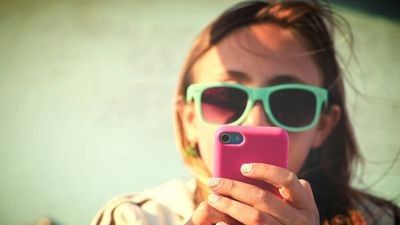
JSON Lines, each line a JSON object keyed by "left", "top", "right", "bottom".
{"left": 181, "top": 24, "right": 341, "bottom": 225}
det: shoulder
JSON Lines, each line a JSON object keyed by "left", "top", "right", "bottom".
{"left": 352, "top": 192, "right": 399, "bottom": 225}
{"left": 91, "top": 179, "right": 196, "bottom": 225}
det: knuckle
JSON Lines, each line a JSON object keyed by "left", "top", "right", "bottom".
{"left": 255, "top": 188, "right": 271, "bottom": 203}
{"left": 220, "top": 197, "right": 233, "bottom": 210}
{"left": 196, "top": 201, "right": 211, "bottom": 215}
{"left": 283, "top": 171, "right": 298, "bottom": 187}
{"left": 226, "top": 179, "right": 235, "bottom": 193}
{"left": 249, "top": 210, "right": 265, "bottom": 225}
{"left": 299, "top": 179, "right": 310, "bottom": 188}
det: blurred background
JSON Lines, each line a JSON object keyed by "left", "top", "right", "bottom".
{"left": 0, "top": 0, "right": 399, "bottom": 224}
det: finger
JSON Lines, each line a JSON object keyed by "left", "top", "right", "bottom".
{"left": 299, "top": 179, "right": 314, "bottom": 202}
{"left": 215, "top": 222, "right": 230, "bottom": 225}
{"left": 208, "top": 177, "right": 295, "bottom": 224}
{"left": 241, "top": 163, "right": 308, "bottom": 209}
{"left": 299, "top": 179, "right": 319, "bottom": 214}
{"left": 208, "top": 192, "right": 281, "bottom": 225}
{"left": 189, "top": 201, "right": 238, "bottom": 225}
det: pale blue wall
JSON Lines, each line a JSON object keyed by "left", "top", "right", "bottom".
{"left": 0, "top": 1, "right": 399, "bottom": 224}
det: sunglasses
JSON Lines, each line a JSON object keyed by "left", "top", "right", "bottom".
{"left": 186, "top": 82, "right": 328, "bottom": 132}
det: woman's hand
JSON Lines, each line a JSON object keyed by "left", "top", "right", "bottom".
{"left": 204, "top": 163, "right": 319, "bottom": 225}
{"left": 184, "top": 201, "right": 240, "bottom": 225}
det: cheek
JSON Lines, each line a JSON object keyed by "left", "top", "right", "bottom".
{"left": 287, "top": 130, "right": 316, "bottom": 173}
{"left": 196, "top": 124, "right": 218, "bottom": 174}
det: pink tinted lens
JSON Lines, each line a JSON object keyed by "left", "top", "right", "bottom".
{"left": 201, "top": 87, "right": 248, "bottom": 124}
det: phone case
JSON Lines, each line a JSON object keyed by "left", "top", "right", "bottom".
{"left": 214, "top": 126, "right": 288, "bottom": 195}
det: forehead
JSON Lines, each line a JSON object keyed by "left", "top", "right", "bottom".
{"left": 192, "top": 24, "right": 322, "bottom": 86}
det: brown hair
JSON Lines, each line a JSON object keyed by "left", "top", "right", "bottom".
{"left": 173, "top": 1, "right": 399, "bottom": 224}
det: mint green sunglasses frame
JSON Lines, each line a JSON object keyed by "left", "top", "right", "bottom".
{"left": 186, "top": 82, "right": 328, "bottom": 132}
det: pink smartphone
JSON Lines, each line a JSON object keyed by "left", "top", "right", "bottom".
{"left": 214, "top": 126, "right": 288, "bottom": 195}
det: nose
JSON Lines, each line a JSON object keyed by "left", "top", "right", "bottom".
{"left": 241, "top": 101, "right": 273, "bottom": 127}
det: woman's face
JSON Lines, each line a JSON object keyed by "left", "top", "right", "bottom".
{"left": 182, "top": 24, "right": 339, "bottom": 174}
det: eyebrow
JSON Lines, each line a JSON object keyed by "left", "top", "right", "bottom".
{"left": 219, "top": 70, "right": 306, "bottom": 85}
{"left": 219, "top": 70, "right": 251, "bottom": 83}
{"left": 267, "top": 75, "right": 306, "bottom": 85}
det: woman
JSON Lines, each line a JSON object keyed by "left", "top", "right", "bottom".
{"left": 91, "top": 1, "right": 400, "bottom": 224}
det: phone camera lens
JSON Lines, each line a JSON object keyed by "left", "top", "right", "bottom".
{"left": 220, "top": 133, "right": 230, "bottom": 144}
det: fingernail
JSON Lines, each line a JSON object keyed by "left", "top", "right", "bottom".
{"left": 241, "top": 163, "right": 252, "bottom": 174}
{"left": 216, "top": 222, "right": 225, "bottom": 225}
{"left": 207, "top": 178, "right": 220, "bottom": 188}
{"left": 208, "top": 193, "right": 220, "bottom": 204}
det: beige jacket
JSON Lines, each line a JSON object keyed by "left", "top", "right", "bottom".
{"left": 91, "top": 179, "right": 396, "bottom": 225}
{"left": 91, "top": 179, "right": 196, "bottom": 225}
